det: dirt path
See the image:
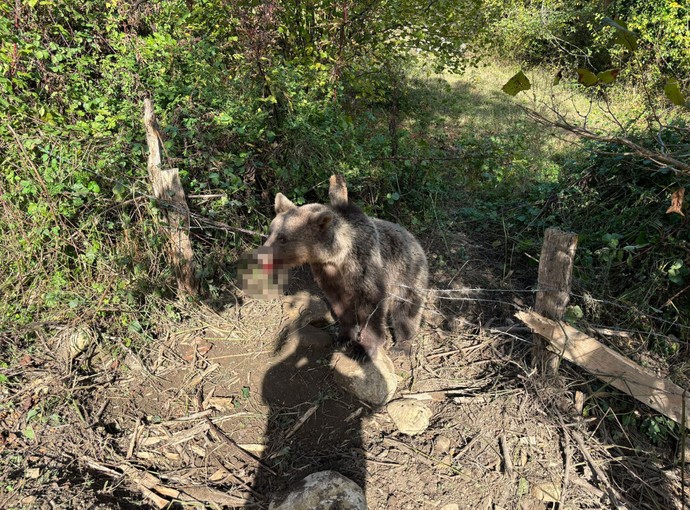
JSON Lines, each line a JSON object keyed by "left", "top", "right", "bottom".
{"left": 1, "top": 232, "right": 685, "bottom": 509}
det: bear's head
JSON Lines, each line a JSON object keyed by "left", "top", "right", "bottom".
{"left": 262, "top": 193, "right": 337, "bottom": 268}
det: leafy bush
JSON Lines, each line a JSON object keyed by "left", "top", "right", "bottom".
{"left": 1, "top": 0, "right": 486, "bottom": 342}
{"left": 627, "top": 0, "right": 690, "bottom": 77}
{"left": 483, "top": 0, "right": 607, "bottom": 67}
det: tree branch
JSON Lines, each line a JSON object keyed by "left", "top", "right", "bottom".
{"left": 521, "top": 106, "right": 690, "bottom": 175}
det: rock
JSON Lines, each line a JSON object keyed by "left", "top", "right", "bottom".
{"left": 269, "top": 470, "right": 366, "bottom": 510}
{"left": 386, "top": 399, "right": 432, "bottom": 435}
{"left": 331, "top": 350, "right": 397, "bottom": 406}
{"left": 440, "top": 505, "right": 460, "bottom": 510}
{"left": 530, "top": 482, "right": 561, "bottom": 503}
{"left": 433, "top": 435, "right": 452, "bottom": 454}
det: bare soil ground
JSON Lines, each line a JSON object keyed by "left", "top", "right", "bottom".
{"left": 1, "top": 229, "right": 687, "bottom": 509}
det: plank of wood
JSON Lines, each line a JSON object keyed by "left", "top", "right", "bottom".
{"left": 517, "top": 310, "right": 690, "bottom": 429}
{"left": 533, "top": 228, "right": 578, "bottom": 374}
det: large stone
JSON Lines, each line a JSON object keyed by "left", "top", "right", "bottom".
{"left": 331, "top": 350, "right": 397, "bottom": 406}
{"left": 269, "top": 471, "right": 366, "bottom": 510}
{"left": 386, "top": 399, "right": 432, "bottom": 435}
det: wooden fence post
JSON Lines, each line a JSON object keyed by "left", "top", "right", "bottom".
{"left": 533, "top": 227, "right": 578, "bottom": 375}
{"left": 143, "top": 98, "right": 198, "bottom": 297}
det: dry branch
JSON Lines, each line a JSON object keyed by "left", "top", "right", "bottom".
{"left": 570, "top": 431, "right": 627, "bottom": 509}
{"left": 285, "top": 404, "right": 319, "bottom": 439}
{"left": 517, "top": 310, "right": 690, "bottom": 429}
{"left": 382, "top": 437, "right": 466, "bottom": 477}
{"left": 205, "top": 416, "right": 277, "bottom": 475}
{"left": 522, "top": 107, "right": 690, "bottom": 175}
{"left": 499, "top": 434, "right": 515, "bottom": 481}
{"left": 83, "top": 455, "right": 248, "bottom": 508}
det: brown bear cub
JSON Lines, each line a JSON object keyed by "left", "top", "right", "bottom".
{"left": 263, "top": 175, "right": 428, "bottom": 359}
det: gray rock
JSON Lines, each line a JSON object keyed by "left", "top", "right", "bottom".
{"left": 331, "top": 350, "right": 397, "bottom": 406}
{"left": 433, "top": 435, "right": 452, "bottom": 454}
{"left": 387, "top": 399, "right": 432, "bottom": 435}
{"left": 269, "top": 470, "right": 366, "bottom": 510}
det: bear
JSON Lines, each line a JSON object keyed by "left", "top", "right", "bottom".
{"left": 262, "top": 175, "right": 428, "bottom": 359}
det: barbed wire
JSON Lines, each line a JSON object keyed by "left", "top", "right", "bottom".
{"left": 389, "top": 283, "right": 689, "bottom": 338}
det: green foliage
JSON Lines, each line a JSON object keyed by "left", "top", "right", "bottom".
{"left": 1, "top": 0, "right": 487, "bottom": 341}
{"left": 627, "top": 0, "right": 690, "bottom": 76}
{"left": 640, "top": 415, "right": 678, "bottom": 445}
{"left": 486, "top": 0, "right": 690, "bottom": 89}
{"left": 483, "top": 0, "right": 605, "bottom": 67}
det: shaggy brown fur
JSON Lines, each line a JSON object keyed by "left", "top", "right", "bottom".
{"left": 263, "top": 175, "right": 428, "bottom": 358}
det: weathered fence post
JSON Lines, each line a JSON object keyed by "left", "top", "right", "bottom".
{"left": 533, "top": 227, "right": 578, "bottom": 375}
{"left": 143, "top": 98, "right": 198, "bottom": 297}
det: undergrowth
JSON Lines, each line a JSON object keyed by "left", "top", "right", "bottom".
{"left": 1, "top": 0, "right": 688, "bottom": 461}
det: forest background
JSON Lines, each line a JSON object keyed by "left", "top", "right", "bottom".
{"left": 1, "top": 0, "right": 689, "bottom": 481}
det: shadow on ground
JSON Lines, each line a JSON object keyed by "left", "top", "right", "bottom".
{"left": 247, "top": 321, "right": 371, "bottom": 508}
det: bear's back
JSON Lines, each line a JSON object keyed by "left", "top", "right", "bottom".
{"left": 373, "top": 218, "right": 428, "bottom": 288}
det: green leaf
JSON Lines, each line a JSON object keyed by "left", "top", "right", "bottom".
{"left": 564, "top": 305, "right": 584, "bottom": 324}
{"left": 597, "top": 69, "right": 620, "bottom": 85}
{"left": 601, "top": 17, "right": 638, "bottom": 51}
{"left": 241, "top": 386, "right": 250, "bottom": 399}
{"left": 668, "top": 260, "right": 686, "bottom": 285}
{"left": 502, "top": 70, "right": 531, "bottom": 96}
{"left": 664, "top": 78, "right": 686, "bottom": 107}
{"left": 518, "top": 477, "right": 529, "bottom": 496}
{"left": 113, "top": 182, "right": 127, "bottom": 200}
{"left": 576, "top": 69, "right": 598, "bottom": 87}
{"left": 23, "top": 425, "right": 35, "bottom": 441}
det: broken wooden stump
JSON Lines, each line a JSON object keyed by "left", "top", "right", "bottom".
{"left": 533, "top": 227, "right": 578, "bottom": 375}
{"left": 143, "top": 98, "right": 198, "bottom": 296}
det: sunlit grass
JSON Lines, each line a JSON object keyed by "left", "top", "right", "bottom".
{"left": 402, "top": 59, "right": 661, "bottom": 187}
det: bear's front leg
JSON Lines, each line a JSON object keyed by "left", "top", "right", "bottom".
{"left": 334, "top": 307, "right": 359, "bottom": 347}
{"left": 354, "top": 295, "right": 387, "bottom": 359}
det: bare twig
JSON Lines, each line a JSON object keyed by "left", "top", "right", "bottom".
{"left": 87, "top": 399, "right": 109, "bottom": 428}
{"left": 213, "top": 455, "right": 265, "bottom": 500}
{"left": 126, "top": 418, "right": 143, "bottom": 459}
{"left": 382, "top": 437, "right": 468, "bottom": 477}
{"left": 522, "top": 106, "right": 690, "bottom": 175}
{"left": 571, "top": 430, "right": 627, "bottom": 509}
{"left": 205, "top": 416, "right": 277, "bottom": 476}
{"left": 561, "top": 433, "right": 573, "bottom": 506}
{"left": 499, "top": 434, "right": 515, "bottom": 480}
{"left": 285, "top": 403, "right": 319, "bottom": 439}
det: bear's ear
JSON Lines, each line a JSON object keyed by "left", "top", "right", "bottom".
{"left": 329, "top": 174, "right": 348, "bottom": 207}
{"left": 314, "top": 210, "right": 334, "bottom": 232}
{"left": 275, "top": 193, "right": 296, "bottom": 214}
